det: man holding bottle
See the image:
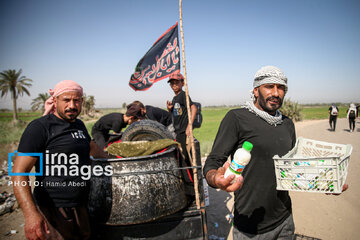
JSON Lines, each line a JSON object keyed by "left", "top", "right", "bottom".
{"left": 204, "top": 66, "right": 297, "bottom": 239}
{"left": 204, "top": 66, "right": 348, "bottom": 240}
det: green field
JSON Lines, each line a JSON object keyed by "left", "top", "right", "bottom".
{"left": 301, "top": 106, "right": 347, "bottom": 119}
{"left": 0, "top": 106, "right": 349, "bottom": 159}
{"left": 193, "top": 107, "right": 234, "bottom": 156}
{"left": 0, "top": 111, "right": 42, "bottom": 122}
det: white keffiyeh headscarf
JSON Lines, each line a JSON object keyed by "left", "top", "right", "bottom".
{"left": 253, "top": 66, "right": 288, "bottom": 92}
{"left": 243, "top": 100, "right": 283, "bottom": 126}
{"left": 244, "top": 65, "right": 287, "bottom": 126}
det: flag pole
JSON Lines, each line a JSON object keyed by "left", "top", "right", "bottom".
{"left": 179, "top": 0, "right": 200, "bottom": 210}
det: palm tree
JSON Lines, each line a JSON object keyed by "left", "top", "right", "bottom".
{"left": 82, "top": 94, "right": 96, "bottom": 116}
{"left": 0, "top": 69, "right": 32, "bottom": 122}
{"left": 87, "top": 95, "right": 95, "bottom": 114}
{"left": 31, "top": 92, "right": 50, "bottom": 112}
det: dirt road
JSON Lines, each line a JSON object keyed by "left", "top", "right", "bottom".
{"left": 291, "top": 118, "right": 359, "bottom": 240}
{"left": 205, "top": 118, "right": 360, "bottom": 240}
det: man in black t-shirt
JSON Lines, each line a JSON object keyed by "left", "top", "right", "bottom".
{"left": 91, "top": 104, "right": 145, "bottom": 149}
{"left": 166, "top": 72, "right": 197, "bottom": 196}
{"left": 12, "top": 80, "right": 107, "bottom": 240}
{"left": 204, "top": 66, "right": 294, "bottom": 238}
{"left": 204, "top": 66, "right": 348, "bottom": 239}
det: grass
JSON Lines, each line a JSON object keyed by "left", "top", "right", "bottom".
{"left": 0, "top": 105, "right": 351, "bottom": 161}
{"left": 0, "top": 111, "right": 42, "bottom": 122}
{"left": 301, "top": 106, "right": 347, "bottom": 120}
{"left": 193, "top": 107, "right": 235, "bottom": 156}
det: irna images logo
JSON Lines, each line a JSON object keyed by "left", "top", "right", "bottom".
{"left": 8, "top": 150, "right": 113, "bottom": 180}
{"left": 8, "top": 150, "right": 43, "bottom": 176}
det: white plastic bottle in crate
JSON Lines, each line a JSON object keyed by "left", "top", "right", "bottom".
{"left": 224, "top": 141, "right": 253, "bottom": 181}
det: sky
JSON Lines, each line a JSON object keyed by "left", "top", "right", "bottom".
{"left": 0, "top": 0, "right": 359, "bottom": 109}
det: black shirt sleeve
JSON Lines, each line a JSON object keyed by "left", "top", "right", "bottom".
{"left": 203, "top": 110, "right": 240, "bottom": 176}
{"left": 111, "top": 114, "right": 125, "bottom": 133}
{"left": 146, "top": 106, "right": 172, "bottom": 126}
{"left": 288, "top": 118, "right": 296, "bottom": 148}
{"left": 92, "top": 113, "right": 124, "bottom": 133}
{"left": 183, "top": 92, "right": 194, "bottom": 106}
{"left": 188, "top": 95, "right": 194, "bottom": 106}
{"left": 18, "top": 120, "right": 48, "bottom": 153}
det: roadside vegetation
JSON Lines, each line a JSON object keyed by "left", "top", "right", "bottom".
{"left": 0, "top": 67, "right": 354, "bottom": 159}
{"left": 0, "top": 100, "right": 355, "bottom": 160}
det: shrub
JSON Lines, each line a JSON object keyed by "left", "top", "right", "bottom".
{"left": 280, "top": 98, "right": 303, "bottom": 122}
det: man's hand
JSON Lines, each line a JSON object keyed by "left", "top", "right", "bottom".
{"left": 166, "top": 101, "right": 173, "bottom": 112}
{"left": 24, "top": 211, "right": 50, "bottom": 240}
{"left": 206, "top": 162, "right": 244, "bottom": 192}
{"left": 326, "top": 183, "right": 349, "bottom": 196}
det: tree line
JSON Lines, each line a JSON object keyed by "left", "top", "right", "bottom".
{"left": 0, "top": 69, "right": 96, "bottom": 122}
{"left": 2, "top": 69, "right": 307, "bottom": 123}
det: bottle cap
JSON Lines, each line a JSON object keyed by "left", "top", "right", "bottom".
{"left": 242, "top": 141, "right": 253, "bottom": 151}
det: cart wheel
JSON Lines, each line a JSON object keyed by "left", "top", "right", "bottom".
{"left": 121, "top": 120, "right": 174, "bottom": 141}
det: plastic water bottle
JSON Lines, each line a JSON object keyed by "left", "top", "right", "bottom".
{"left": 224, "top": 141, "right": 253, "bottom": 181}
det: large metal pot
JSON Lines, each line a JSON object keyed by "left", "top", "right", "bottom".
{"left": 88, "top": 146, "right": 188, "bottom": 225}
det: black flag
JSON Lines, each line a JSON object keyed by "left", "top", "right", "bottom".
{"left": 129, "top": 23, "right": 180, "bottom": 91}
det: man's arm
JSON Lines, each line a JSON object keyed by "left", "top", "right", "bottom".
{"left": 203, "top": 110, "right": 245, "bottom": 192}
{"left": 190, "top": 104, "right": 197, "bottom": 124}
{"left": 12, "top": 155, "right": 50, "bottom": 240}
{"left": 90, "top": 141, "right": 112, "bottom": 158}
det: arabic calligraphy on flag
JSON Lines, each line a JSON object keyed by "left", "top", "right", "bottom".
{"left": 129, "top": 22, "right": 180, "bottom": 91}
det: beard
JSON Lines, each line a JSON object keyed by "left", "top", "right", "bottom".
{"left": 58, "top": 108, "right": 80, "bottom": 121}
{"left": 257, "top": 90, "right": 283, "bottom": 115}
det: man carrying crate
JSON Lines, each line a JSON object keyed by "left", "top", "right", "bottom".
{"left": 203, "top": 66, "right": 347, "bottom": 240}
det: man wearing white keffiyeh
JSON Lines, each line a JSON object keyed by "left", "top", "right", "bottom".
{"left": 204, "top": 66, "right": 296, "bottom": 239}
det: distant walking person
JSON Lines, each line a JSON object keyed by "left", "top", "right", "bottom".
{"left": 347, "top": 103, "right": 357, "bottom": 132}
{"left": 328, "top": 103, "right": 339, "bottom": 131}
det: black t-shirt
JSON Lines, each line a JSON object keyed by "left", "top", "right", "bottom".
{"left": 92, "top": 113, "right": 126, "bottom": 134}
{"left": 204, "top": 108, "right": 296, "bottom": 234}
{"left": 171, "top": 90, "right": 194, "bottom": 134}
{"left": 145, "top": 105, "right": 171, "bottom": 127}
{"left": 18, "top": 114, "right": 91, "bottom": 207}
